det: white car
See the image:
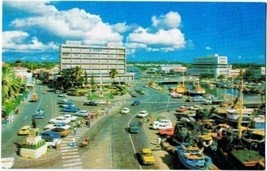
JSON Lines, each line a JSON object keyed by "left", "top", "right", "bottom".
{"left": 95, "top": 100, "right": 106, "bottom": 105}
{"left": 44, "top": 123, "right": 71, "bottom": 130}
{"left": 152, "top": 123, "right": 173, "bottom": 130}
{"left": 136, "top": 110, "right": 148, "bottom": 118}
{"left": 121, "top": 108, "right": 130, "bottom": 114}
{"left": 63, "top": 114, "right": 77, "bottom": 122}
{"left": 50, "top": 116, "right": 71, "bottom": 124}
{"left": 153, "top": 119, "right": 173, "bottom": 126}
{"left": 75, "top": 110, "right": 92, "bottom": 117}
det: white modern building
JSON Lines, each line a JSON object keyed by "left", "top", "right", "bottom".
{"left": 60, "top": 41, "right": 134, "bottom": 84}
{"left": 188, "top": 54, "right": 231, "bottom": 78}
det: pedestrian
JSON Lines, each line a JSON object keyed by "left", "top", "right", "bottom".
{"left": 77, "top": 120, "right": 81, "bottom": 127}
{"left": 73, "top": 127, "right": 77, "bottom": 135}
{"left": 157, "top": 137, "right": 162, "bottom": 147}
{"left": 72, "top": 137, "right": 76, "bottom": 148}
{"left": 32, "top": 117, "right": 37, "bottom": 128}
{"left": 86, "top": 120, "right": 91, "bottom": 128}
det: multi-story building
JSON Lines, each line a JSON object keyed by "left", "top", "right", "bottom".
{"left": 188, "top": 54, "right": 231, "bottom": 78}
{"left": 60, "top": 41, "right": 134, "bottom": 84}
{"left": 249, "top": 66, "right": 266, "bottom": 79}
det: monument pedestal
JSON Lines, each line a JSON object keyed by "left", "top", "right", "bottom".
{"left": 19, "top": 128, "right": 47, "bottom": 159}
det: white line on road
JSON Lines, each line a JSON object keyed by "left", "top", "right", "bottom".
{"left": 23, "top": 116, "right": 28, "bottom": 120}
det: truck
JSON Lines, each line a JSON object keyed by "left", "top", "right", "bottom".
{"left": 31, "top": 92, "right": 38, "bottom": 102}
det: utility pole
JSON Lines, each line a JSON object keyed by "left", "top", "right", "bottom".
{"left": 237, "top": 70, "right": 244, "bottom": 139}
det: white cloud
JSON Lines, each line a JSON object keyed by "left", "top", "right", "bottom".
{"left": 126, "top": 11, "right": 187, "bottom": 53}
{"left": 127, "top": 27, "right": 185, "bottom": 52}
{"left": 206, "top": 46, "right": 212, "bottom": 50}
{"left": 4, "top": 1, "right": 58, "bottom": 15}
{"left": 112, "top": 22, "right": 130, "bottom": 33}
{"left": 8, "top": 3, "right": 123, "bottom": 46}
{"left": 3, "top": 31, "right": 58, "bottom": 52}
{"left": 152, "top": 11, "right": 181, "bottom": 29}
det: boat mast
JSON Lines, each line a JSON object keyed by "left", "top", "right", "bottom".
{"left": 237, "top": 70, "right": 244, "bottom": 139}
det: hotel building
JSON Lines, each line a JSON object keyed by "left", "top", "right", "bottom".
{"left": 60, "top": 41, "right": 134, "bottom": 84}
{"left": 188, "top": 54, "right": 231, "bottom": 78}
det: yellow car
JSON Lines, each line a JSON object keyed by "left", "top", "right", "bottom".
{"left": 140, "top": 148, "right": 156, "bottom": 165}
{"left": 18, "top": 125, "right": 31, "bottom": 135}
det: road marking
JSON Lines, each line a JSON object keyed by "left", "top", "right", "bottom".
{"left": 62, "top": 155, "right": 81, "bottom": 159}
{"left": 23, "top": 116, "right": 28, "bottom": 120}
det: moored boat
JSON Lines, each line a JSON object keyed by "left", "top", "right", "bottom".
{"left": 176, "top": 143, "right": 212, "bottom": 170}
{"left": 189, "top": 82, "right": 206, "bottom": 96}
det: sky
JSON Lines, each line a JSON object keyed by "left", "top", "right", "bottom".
{"left": 2, "top": 1, "right": 266, "bottom": 64}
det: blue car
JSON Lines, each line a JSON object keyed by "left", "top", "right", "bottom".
{"left": 131, "top": 100, "right": 140, "bottom": 106}
{"left": 40, "top": 131, "right": 61, "bottom": 142}
{"left": 33, "top": 109, "right": 45, "bottom": 119}
{"left": 60, "top": 106, "right": 79, "bottom": 113}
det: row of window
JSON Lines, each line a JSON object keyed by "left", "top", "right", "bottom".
{"left": 61, "top": 47, "right": 125, "bottom": 54}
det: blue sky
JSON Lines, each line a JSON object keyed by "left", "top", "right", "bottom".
{"left": 2, "top": 1, "right": 266, "bottom": 64}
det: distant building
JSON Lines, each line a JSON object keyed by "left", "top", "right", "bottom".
{"left": 60, "top": 41, "right": 134, "bottom": 84}
{"left": 13, "top": 66, "right": 33, "bottom": 87}
{"left": 188, "top": 54, "right": 231, "bottom": 78}
{"left": 34, "top": 65, "right": 60, "bottom": 83}
{"left": 158, "top": 64, "right": 187, "bottom": 74}
{"left": 249, "top": 66, "right": 266, "bottom": 79}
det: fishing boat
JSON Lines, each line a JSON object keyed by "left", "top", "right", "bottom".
{"left": 174, "top": 72, "right": 188, "bottom": 94}
{"left": 189, "top": 82, "right": 205, "bottom": 96}
{"left": 216, "top": 70, "right": 265, "bottom": 170}
{"left": 176, "top": 143, "right": 212, "bottom": 170}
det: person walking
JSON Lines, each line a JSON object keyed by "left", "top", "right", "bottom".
{"left": 72, "top": 137, "right": 76, "bottom": 148}
{"left": 73, "top": 126, "right": 77, "bottom": 135}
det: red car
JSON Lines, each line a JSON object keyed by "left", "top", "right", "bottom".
{"left": 158, "top": 127, "right": 174, "bottom": 137}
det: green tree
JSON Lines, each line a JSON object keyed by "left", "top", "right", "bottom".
{"left": 109, "top": 68, "right": 119, "bottom": 86}
{"left": 2, "top": 64, "right": 24, "bottom": 101}
{"left": 90, "top": 73, "right": 96, "bottom": 89}
{"left": 84, "top": 71, "right": 88, "bottom": 87}
{"left": 73, "top": 66, "right": 83, "bottom": 87}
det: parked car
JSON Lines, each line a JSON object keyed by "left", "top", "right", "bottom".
{"left": 158, "top": 127, "right": 174, "bottom": 136}
{"left": 121, "top": 108, "right": 130, "bottom": 114}
{"left": 44, "top": 122, "right": 70, "bottom": 130}
{"left": 57, "top": 98, "right": 70, "bottom": 104}
{"left": 131, "top": 100, "right": 140, "bottom": 106}
{"left": 60, "top": 106, "right": 79, "bottom": 113}
{"left": 153, "top": 119, "right": 173, "bottom": 126}
{"left": 18, "top": 125, "right": 31, "bottom": 135}
{"left": 95, "top": 100, "right": 106, "bottom": 105}
{"left": 40, "top": 131, "right": 61, "bottom": 147}
{"left": 51, "top": 128, "right": 70, "bottom": 137}
{"left": 136, "top": 110, "right": 148, "bottom": 118}
{"left": 63, "top": 114, "right": 77, "bottom": 122}
{"left": 140, "top": 148, "right": 156, "bottom": 165}
{"left": 152, "top": 123, "right": 173, "bottom": 130}
{"left": 60, "top": 102, "right": 75, "bottom": 108}
{"left": 129, "top": 122, "right": 139, "bottom": 133}
{"left": 84, "top": 101, "right": 98, "bottom": 106}
{"left": 50, "top": 116, "right": 71, "bottom": 124}
{"left": 75, "top": 110, "right": 92, "bottom": 117}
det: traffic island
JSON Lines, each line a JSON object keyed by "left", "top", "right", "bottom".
{"left": 19, "top": 128, "right": 47, "bottom": 159}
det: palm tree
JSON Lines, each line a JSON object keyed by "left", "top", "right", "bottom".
{"left": 109, "top": 68, "right": 119, "bottom": 87}
{"left": 2, "top": 64, "right": 24, "bottom": 101}
{"left": 73, "top": 66, "right": 83, "bottom": 87}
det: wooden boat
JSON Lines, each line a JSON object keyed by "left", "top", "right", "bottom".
{"left": 176, "top": 143, "right": 212, "bottom": 170}
{"left": 189, "top": 82, "right": 205, "bottom": 96}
